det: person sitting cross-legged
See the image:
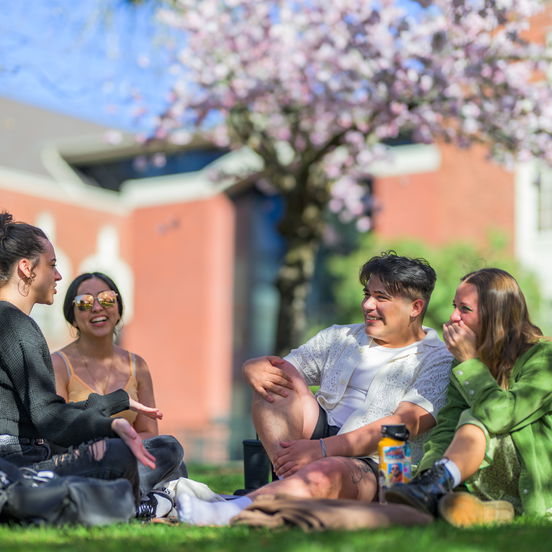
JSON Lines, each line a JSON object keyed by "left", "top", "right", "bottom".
{"left": 177, "top": 251, "right": 453, "bottom": 526}
{"left": 386, "top": 268, "right": 552, "bottom": 527}
{"left": 0, "top": 212, "right": 158, "bottom": 501}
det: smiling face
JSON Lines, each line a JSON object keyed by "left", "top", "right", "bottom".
{"left": 450, "top": 282, "right": 480, "bottom": 335}
{"left": 30, "top": 238, "right": 62, "bottom": 305}
{"left": 361, "top": 275, "right": 425, "bottom": 348}
{"left": 73, "top": 277, "right": 119, "bottom": 338}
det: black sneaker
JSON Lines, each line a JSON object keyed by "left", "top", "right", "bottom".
{"left": 385, "top": 461, "right": 455, "bottom": 516}
{"left": 136, "top": 488, "right": 175, "bottom": 520}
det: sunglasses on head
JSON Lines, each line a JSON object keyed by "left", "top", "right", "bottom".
{"left": 73, "top": 290, "right": 118, "bottom": 311}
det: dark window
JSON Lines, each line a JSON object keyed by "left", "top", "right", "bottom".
{"left": 71, "top": 148, "right": 228, "bottom": 192}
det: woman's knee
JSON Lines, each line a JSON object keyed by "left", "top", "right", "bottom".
{"left": 144, "top": 435, "right": 184, "bottom": 463}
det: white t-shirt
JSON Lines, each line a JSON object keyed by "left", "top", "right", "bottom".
{"left": 328, "top": 340, "right": 423, "bottom": 427}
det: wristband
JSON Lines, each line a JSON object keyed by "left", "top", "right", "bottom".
{"left": 319, "top": 438, "right": 328, "bottom": 457}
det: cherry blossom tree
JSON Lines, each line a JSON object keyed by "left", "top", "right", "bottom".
{"left": 151, "top": 0, "right": 552, "bottom": 353}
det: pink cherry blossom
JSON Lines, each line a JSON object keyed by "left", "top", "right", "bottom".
{"left": 148, "top": 0, "right": 551, "bottom": 351}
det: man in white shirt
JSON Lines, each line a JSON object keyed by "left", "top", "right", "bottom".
{"left": 178, "top": 251, "right": 452, "bottom": 525}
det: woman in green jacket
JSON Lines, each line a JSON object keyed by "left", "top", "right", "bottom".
{"left": 386, "top": 268, "right": 551, "bottom": 526}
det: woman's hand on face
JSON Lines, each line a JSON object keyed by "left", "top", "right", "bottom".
{"left": 443, "top": 320, "right": 477, "bottom": 362}
{"left": 242, "top": 356, "right": 295, "bottom": 403}
{"left": 111, "top": 418, "right": 156, "bottom": 469}
{"left": 128, "top": 397, "right": 163, "bottom": 420}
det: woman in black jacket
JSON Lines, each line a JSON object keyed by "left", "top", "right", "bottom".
{"left": 0, "top": 211, "right": 158, "bottom": 496}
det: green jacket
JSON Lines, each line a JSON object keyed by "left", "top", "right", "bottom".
{"left": 418, "top": 341, "right": 552, "bottom": 516}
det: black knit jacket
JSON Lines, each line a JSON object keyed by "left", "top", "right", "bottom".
{"left": 0, "top": 301, "right": 129, "bottom": 447}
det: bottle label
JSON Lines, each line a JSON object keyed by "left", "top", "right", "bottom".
{"left": 378, "top": 443, "right": 412, "bottom": 496}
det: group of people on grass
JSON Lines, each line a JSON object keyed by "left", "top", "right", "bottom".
{"left": 0, "top": 210, "right": 550, "bottom": 528}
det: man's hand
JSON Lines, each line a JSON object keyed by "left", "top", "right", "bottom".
{"left": 128, "top": 398, "right": 163, "bottom": 420}
{"left": 443, "top": 320, "right": 477, "bottom": 362}
{"left": 242, "top": 356, "right": 295, "bottom": 403}
{"left": 111, "top": 418, "right": 156, "bottom": 469}
{"left": 272, "top": 439, "right": 323, "bottom": 477}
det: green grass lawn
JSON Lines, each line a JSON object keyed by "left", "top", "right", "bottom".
{"left": 0, "top": 463, "right": 550, "bottom": 552}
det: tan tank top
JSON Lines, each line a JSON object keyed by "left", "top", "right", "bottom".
{"left": 55, "top": 350, "right": 139, "bottom": 425}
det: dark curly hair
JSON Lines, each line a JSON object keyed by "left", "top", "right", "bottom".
{"left": 359, "top": 250, "right": 436, "bottom": 319}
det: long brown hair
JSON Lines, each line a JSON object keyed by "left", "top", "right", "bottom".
{"left": 461, "top": 268, "right": 542, "bottom": 387}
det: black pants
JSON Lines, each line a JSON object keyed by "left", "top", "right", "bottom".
{"left": 0, "top": 434, "right": 186, "bottom": 499}
{"left": 0, "top": 437, "right": 139, "bottom": 500}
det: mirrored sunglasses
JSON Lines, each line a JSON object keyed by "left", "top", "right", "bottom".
{"left": 73, "top": 290, "right": 118, "bottom": 311}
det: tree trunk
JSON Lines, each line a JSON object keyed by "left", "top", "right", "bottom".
{"left": 274, "top": 234, "right": 320, "bottom": 355}
{"left": 273, "top": 170, "right": 328, "bottom": 355}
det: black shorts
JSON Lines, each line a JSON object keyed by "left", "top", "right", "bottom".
{"left": 310, "top": 405, "right": 379, "bottom": 492}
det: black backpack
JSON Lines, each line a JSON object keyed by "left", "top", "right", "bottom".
{"left": 0, "top": 458, "right": 136, "bottom": 526}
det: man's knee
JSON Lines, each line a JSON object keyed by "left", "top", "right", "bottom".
{"left": 293, "top": 458, "right": 342, "bottom": 493}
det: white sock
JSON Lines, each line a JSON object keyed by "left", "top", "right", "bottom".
{"left": 177, "top": 494, "right": 252, "bottom": 526}
{"left": 440, "top": 458, "right": 462, "bottom": 487}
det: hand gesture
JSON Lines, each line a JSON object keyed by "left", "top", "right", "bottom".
{"left": 272, "top": 439, "right": 323, "bottom": 477}
{"left": 111, "top": 417, "right": 156, "bottom": 469}
{"left": 443, "top": 320, "right": 477, "bottom": 362}
{"left": 128, "top": 398, "right": 163, "bottom": 420}
{"left": 242, "top": 355, "right": 294, "bottom": 403}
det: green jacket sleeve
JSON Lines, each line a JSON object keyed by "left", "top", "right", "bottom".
{"left": 450, "top": 342, "right": 552, "bottom": 435}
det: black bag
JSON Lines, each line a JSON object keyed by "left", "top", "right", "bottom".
{"left": 0, "top": 458, "right": 136, "bottom": 526}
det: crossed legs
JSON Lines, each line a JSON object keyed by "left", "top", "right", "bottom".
{"left": 251, "top": 361, "right": 378, "bottom": 502}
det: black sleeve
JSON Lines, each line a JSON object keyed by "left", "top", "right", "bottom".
{"left": 69, "top": 389, "right": 130, "bottom": 416}
{"left": 10, "top": 336, "right": 120, "bottom": 447}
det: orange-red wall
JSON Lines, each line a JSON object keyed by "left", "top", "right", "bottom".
{"left": 124, "top": 196, "right": 235, "bottom": 444}
{"left": 373, "top": 144, "right": 515, "bottom": 252}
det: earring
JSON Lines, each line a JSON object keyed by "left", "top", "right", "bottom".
{"left": 17, "top": 278, "right": 31, "bottom": 297}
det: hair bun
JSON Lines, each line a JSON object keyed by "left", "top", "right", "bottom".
{"left": 0, "top": 212, "right": 14, "bottom": 241}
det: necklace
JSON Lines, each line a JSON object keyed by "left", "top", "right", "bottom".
{"left": 76, "top": 343, "right": 115, "bottom": 395}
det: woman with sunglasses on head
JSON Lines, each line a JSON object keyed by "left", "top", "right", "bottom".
{"left": 386, "top": 268, "right": 552, "bottom": 526}
{"left": 0, "top": 212, "right": 157, "bottom": 499}
{"left": 52, "top": 272, "right": 187, "bottom": 515}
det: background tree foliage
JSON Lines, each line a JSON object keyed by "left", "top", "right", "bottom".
{"left": 153, "top": 0, "right": 552, "bottom": 353}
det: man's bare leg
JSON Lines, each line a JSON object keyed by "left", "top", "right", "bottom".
{"left": 252, "top": 362, "right": 320, "bottom": 464}
{"left": 177, "top": 457, "right": 377, "bottom": 526}
{"left": 250, "top": 456, "right": 378, "bottom": 501}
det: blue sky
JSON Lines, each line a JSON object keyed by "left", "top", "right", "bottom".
{"left": 0, "top": 0, "right": 182, "bottom": 134}
{"left": 0, "top": 0, "right": 430, "bottom": 136}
